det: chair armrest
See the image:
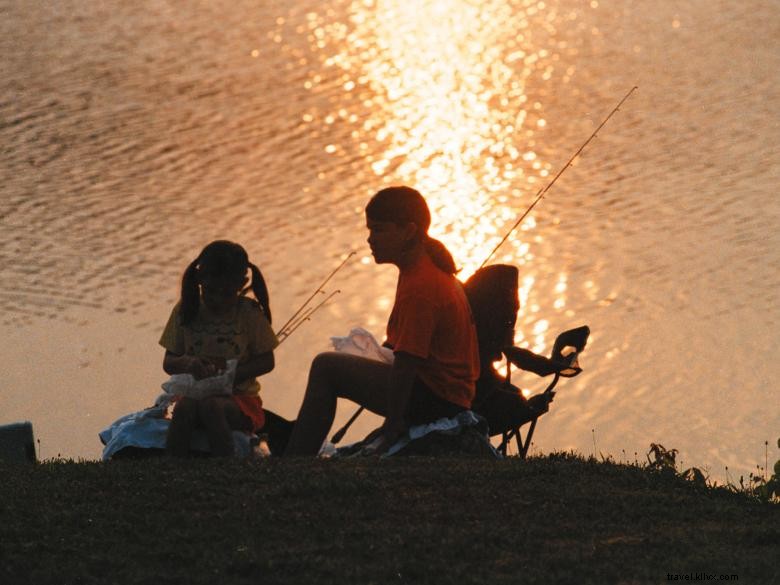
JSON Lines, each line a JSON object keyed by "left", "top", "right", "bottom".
{"left": 503, "top": 346, "right": 564, "bottom": 376}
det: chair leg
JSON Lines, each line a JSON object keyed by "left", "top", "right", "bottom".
{"left": 519, "top": 418, "right": 539, "bottom": 459}
{"left": 514, "top": 428, "right": 525, "bottom": 457}
{"left": 498, "top": 420, "right": 541, "bottom": 458}
{"left": 498, "top": 431, "right": 511, "bottom": 456}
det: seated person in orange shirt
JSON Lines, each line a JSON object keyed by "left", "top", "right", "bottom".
{"left": 285, "top": 186, "right": 480, "bottom": 456}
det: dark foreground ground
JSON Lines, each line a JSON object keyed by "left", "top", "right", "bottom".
{"left": 1, "top": 454, "right": 777, "bottom": 585}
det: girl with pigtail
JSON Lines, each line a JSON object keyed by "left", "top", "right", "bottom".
{"left": 159, "top": 240, "right": 278, "bottom": 456}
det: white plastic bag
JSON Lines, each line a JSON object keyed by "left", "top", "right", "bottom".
{"left": 161, "top": 359, "right": 238, "bottom": 400}
{"left": 330, "top": 327, "right": 394, "bottom": 364}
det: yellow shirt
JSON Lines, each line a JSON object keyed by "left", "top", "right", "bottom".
{"left": 159, "top": 296, "right": 279, "bottom": 396}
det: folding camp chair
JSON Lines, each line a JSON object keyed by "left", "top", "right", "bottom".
{"left": 463, "top": 264, "right": 589, "bottom": 457}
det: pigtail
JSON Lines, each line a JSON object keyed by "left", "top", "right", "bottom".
{"left": 179, "top": 258, "right": 201, "bottom": 326}
{"left": 249, "top": 262, "right": 272, "bottom": 324}
{"left": 424, "top": 236, "right": 458, "bottom": 275}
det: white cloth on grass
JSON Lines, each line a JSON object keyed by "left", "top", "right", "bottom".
{"left": 330, "top": 411, "right": 500, "bottom": 459}
{"left": 99, "top": 408, "right": 256, "bottom": 460}
{"left": 99, "top": 361, "right": 254, "bottom": 461}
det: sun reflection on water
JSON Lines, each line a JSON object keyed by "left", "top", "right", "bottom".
{"left": 356, "top": 0, "right": 554, "bottom": 279}
{"left": 302, "top": 0, "right": 577, "bottom": 279}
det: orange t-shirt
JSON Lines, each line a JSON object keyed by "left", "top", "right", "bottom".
{"left": 386, "top": 253, "right": 480, "bottom": 408}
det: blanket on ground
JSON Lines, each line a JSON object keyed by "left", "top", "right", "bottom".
{"left": 330, "top": 411, "right": 500, "bottom": 459}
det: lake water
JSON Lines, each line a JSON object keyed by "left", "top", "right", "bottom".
{"left": 1, "top": 0, "right": 778, "bottom": 478}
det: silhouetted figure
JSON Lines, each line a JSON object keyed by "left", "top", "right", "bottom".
{"left": 284, "top": 186, "right": 480, "bottom": 456}
{"left": 160, "top": 240, "right": 278, "bottom": 456}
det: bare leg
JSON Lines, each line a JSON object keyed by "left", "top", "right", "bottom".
{"left": 199, "top": 396, "right": 252, "bottom": 457}
{"left": 166, "top": 397, "right": 200, "bottom": 457}
{"left": 284, "top": 352, "right": 394, "bottom": 456}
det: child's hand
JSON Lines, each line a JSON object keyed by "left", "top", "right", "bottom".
{"left": 208, "top": 356, "right": 227, "bottom": 372}
{"left": 187, "top": 356, "right": 225, "bottom": 380}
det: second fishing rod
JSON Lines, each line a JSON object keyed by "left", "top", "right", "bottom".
{"left": 330, "top": 86, "right": 638, "bottom": 445}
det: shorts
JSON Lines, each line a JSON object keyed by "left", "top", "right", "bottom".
{"left": 233, "top": 394, "right": 265, "bottom": 432}
{"left": 407, "top": 378, "right": 466, "bottom": 425}
{"left": 169, "top": 394, "right": 265, "bottom": 432}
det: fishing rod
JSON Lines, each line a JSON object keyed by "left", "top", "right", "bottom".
{"left": 330, "top": 87, "right": 638, "bottom": 445}
{"left": 276, "top": 251, "right": 355, "bottom": 340}
{"left": 277, "top": 290, "right": 342, "bottom": 345}
{"left": 330, "top": 401, "right": 366, "bottom": 444}
{"left": 479, "top": 86, "right": 638, "bottom": 269}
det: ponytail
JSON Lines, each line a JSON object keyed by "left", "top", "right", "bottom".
{"left": 179, "top": 259, "right": 201, "bottom": 326}
{"left": 249, "top": 262, "right": 272, "bottom": 324}
{"left": 423, "top": 236, "right": 457, "bottom": 275}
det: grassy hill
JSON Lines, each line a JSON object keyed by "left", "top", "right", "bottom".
{"left": 1, "top": 454, "right": 777, "bottom": 584}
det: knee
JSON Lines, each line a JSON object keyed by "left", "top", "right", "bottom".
{"left": 309, "top": 351, "right": 343, "bottom": 380}
{"left": 305, "top": 353, "right": 341, "bottom": 395}
{"left": 171, "top": 397, "right": 199, "bottom": 421}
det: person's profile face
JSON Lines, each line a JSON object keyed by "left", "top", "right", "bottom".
{"left": 366, "top": 217, "right": 415, "bottom": 264}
